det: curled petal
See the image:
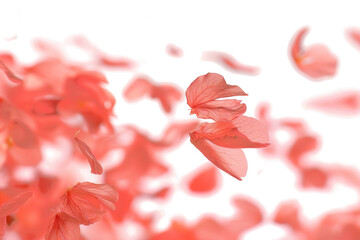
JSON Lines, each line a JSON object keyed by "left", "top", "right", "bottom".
{"left": 346, "top": 28, "right": 360, "bottom": 49}
{"left": 159, "top": 120, "right": 199, "bottom": 147}
{"left": 0, "top": 62, "right": 22, "bottom": 83}
{"left": 186, "top": 73, "right": 247, "bottom": 121}
{"left": 290, "top": 27, "right": 337, "bottom": 80}
{"left": 74, "top": 136, "right": 103, "bottom": 175}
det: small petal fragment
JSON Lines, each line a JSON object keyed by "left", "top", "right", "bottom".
{"left": 203, "top": 51, "right": 260, "bottom": 75}
{"left": 74, "top": 136, "right": 103, "bottom": 175}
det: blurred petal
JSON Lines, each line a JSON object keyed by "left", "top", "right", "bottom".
{"left": 190, "top": 136, "right": 247, "bottom": 180}
{"left": 203, "top": 51, "right": 260, "bottom": 75}
{"left": 290, "top": 27, "right": 337, "bottom": 80}
{"left": 188, "top": 164, "right": 219, "bottom": 193}
{"left": 307, "top": 91, "right": 360, "bottom": 115}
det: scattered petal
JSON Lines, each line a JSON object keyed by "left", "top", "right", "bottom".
{"left": 290, "top": 27, "right": 337, "bottom": 80}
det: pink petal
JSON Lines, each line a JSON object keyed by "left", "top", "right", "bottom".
{"left": 166, "top": 44, "right": 183, "bottom": 57}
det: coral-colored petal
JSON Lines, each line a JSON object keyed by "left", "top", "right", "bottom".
{"left": 193, "top": 117, "right": 270, "bottom": 149}
{"left": 60, "top": 190, "right": 103, "bottom": 225}
{"left": 75, "top": 182, "right": 118, "bottom": 210}
{"left": 228, "top": 197, "right": 263, "bottom": 233}
{"left": 188, "top": 164, "right": 219, "bottom": 193}
{"left": 0, "top": 217, "right": 5, "bottom": 238}
{"left": 38, "top": 175, "right": 58, "bottom": 194}
{"left": 32, "top": 97, "right": 60, "bottom": 116}
{"left": 159, "top": 120, "right": 199, "bottom": 147}
{"left": 60, "top": 182, "right": 117, "bottom": 225}
{"left": 124, "top": 77, "right": 182, "bottom": 113}
{"left": 300, "top": 167, "right": 328, "bottom": 188}
{"left": 9, "top": 121, "right": 37, "bottom": 149}
{"left": 287, "top": 135, "right": 318, "bottom": 166}
{"left": 74, "top": 136, "right": 103, "bottom": 175}
{"left": 166, "top": 44, "right": 183, "bottom": 57}
{"left": 45, "top": 212, "right": 80, "bottom": 240}
{"left": 203, "top": 51, "right": 260, "bottom": 75}
{"left": 346, "top": 28, "right": 360, "bottom": 50}
{"left": 0, "top": 191, "right": 32, "bottom": 218}
{"left": 273, "top": 201, "right": 301, "bottom": 230}
{"left": 290, "top": 27, "right": 337, "bottom": 80}
{"left": 110, "top": 188, "right": 134, "bottom": 222}
{"left": 193, "top": 99, "right": 247, "bottom": 121}
{"left": 190, "top": 137, "right": 247, "bottom": 180}
{"left": 307, "top": 91, "right": 360, "bottom": 115}
{"left": 0, "top": 62, "right": 22, "bottom": 83}
{"left": 298, "top": 44, "right": 337, "bottom": 78}
{"left": 186, "top": 73, "right": 247, "bottom": 112}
